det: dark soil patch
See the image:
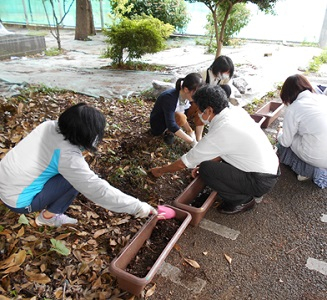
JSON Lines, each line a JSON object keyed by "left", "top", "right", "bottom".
{"left": 189, "top": 186, "right": 213, "bottom": 208}
{"left": 126, "top": 218, "right": 182, "bottom": 278}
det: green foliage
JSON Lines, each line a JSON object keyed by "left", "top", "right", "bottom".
{"left": 186, "top": 0, "right": 278, "bottom": 56}
{"left": 301, "top": 40, "right": 319, "bottom": 47}
{"left": 50, "top": 238, "right": 71, "bottom": 256}
{"left": 109, "top": 0, "right": 190, "bottom": 32}
{"left": 307, "top": 50, "right": 327, "bottom": 73}
{"left": 103, "top": 16, "right": 174, "bottom": 64}
{"left": 109, "top": 61, "right": 167, "bottom": 71}
{"left": 18, "top": 214, "right": 30, "bottom": 225}
{"left": 27, "top": 84, "right": 69, "bottom": 95}
{"left": 205, "top": 3, "right": 250, "bottom": 50}
{"left": 45, "top": 47, "right": 63, "bottom": 56}
{"left": 243, "top": 97, "right": 265, "bottom": 115}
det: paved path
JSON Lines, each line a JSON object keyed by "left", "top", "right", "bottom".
{"left": 0, "top": 27, "right": 326, "bottom": 102}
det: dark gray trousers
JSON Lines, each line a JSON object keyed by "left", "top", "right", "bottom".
{"left": 199, "top": 160, "right": 280, "bottom": 205}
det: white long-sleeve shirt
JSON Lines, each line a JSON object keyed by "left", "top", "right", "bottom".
{"left": 0, "top": 120, "right": 143, "bottom": 214}
{"left": 181, "top": 105, "right": 279, "bottom": 174}
{"left": 277, "top": 90, "right": 327, "bottom": 168}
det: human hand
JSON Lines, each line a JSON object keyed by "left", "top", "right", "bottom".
{"left": 135, "top": 202, "right": 157, "bottom": 218}
{"left": 191, "top": 167, "right": 200, "bottom": 178}
{"left": 150, "top": 167, "right": 163, "bottom": 178}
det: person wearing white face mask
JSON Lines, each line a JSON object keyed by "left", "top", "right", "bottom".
{"left": 151, "top": 85, "right": 280, "bottom": 215}
{"left": 199, "top": 55, "right": 234, "bottom": 86}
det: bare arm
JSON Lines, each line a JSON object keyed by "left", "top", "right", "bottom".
{"left": 150, "top": 158, "right": 186, "bottom": 178}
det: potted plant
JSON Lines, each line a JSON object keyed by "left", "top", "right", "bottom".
{"left": 109, "top": 205, "right": 192, "bottom": 296}
{"left": 173, "top": 176, "right": 218, "bottom": 226}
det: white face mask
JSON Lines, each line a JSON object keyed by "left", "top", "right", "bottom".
{"left": 198, "top": 110, "right": 210, "bottom": 125}
{"left": 218, "top": 72, "right": 229, "bottom": 81}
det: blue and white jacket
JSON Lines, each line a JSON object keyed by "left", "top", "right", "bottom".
{"left": 0, "top": 121, "right": 142, "bottom": 214}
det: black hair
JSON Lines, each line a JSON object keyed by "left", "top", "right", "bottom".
{"left": 220, "top": 84, "right": 231, "bottom": 98}
{"left": 206, "top": 55, "right": 234, "bottom": 83}
{"left": 58, "top": 103, "right": 106, "bottom": 152}
{"left": 193, "top": 85, "right": 229, "bottom": 114}
{"left": 175, "top": 72, "right": 203, "bottom": 92}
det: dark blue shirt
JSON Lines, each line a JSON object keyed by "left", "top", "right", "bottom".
{"left": 150, "top": 89, "right": 180, "bottom": 135}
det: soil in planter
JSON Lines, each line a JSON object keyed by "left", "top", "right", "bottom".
{"left": 126, "top": 218, "right": 182, "bottom": 278}
{"left": 189, "top": 186, "right": 213, "bottom": 208}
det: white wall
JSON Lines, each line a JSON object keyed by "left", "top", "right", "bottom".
{"left": 185, "top": 0, "right": 327, "bottom": 43}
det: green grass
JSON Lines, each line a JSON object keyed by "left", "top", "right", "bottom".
{"left": 307, "top": 49, "right": 327, "bottom": 73}
{"left": 45, "top": 47, "right": 63, "bottom": 56}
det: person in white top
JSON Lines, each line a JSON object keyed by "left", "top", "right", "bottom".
{"left": 199, "top": 55, "right": 234, "bottom": 86}
{"left": 277, "top": 74, "right": 327, "bottom": 187}
{"left": 151, "top": 85, "right": 280, "bottom": 214}
{"left": 0, "top": 103, "right": 157, "bottom": 227}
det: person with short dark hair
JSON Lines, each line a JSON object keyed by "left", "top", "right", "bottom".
{"left": 151, "top": 85, "right": 280, "bottom": 214}
{"left": 150, "top": 72, "right": 203, "bottom": 145}
{"left": 0, "top": 103, "right": 156, "bottom": 227}
{"left": 220, "top": 84, "right": 232, "bottom": 98}
{"left": 203, "top": 55, "right": 234, "bottom": 86}
{"left": 277, "top": 74, "right": 327, "bottom": 187}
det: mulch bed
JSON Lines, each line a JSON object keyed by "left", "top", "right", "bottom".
{"left": 126, "top": 218, "right": 182, "bottom": 278}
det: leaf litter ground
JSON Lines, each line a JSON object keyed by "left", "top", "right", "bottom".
{"left": 0, "top": 84, "right": 281, "bottom": 299}
{"left": 0, "top": 87, "right": 194, "bottom": 300}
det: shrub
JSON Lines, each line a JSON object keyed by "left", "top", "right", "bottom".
{"left": 109, "top": 0, "right": 190, "bottom": 32}
{"left": 103, "top": 16, "right": 174, "bottom": 65}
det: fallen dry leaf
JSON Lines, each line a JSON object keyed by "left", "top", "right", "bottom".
{"left": 0, "top": 250, "right": 26, "bottom": 270}
{"left": 224, "top": 253, "right": 232, "bottom": 264}
{"left": 184, "top": 258, "right": 200, "bottom": 269}
{"left": 145, "top": 283, "right": 156, "bottom": 297}
{"left": 24, "top": 270, "right": 51, "bottom": 284}
{"left": 16, "top": 226, "right": 24, "bottom": 238}
{"left": 93, "top": 228, "right": 109, "bottom": 238}
{"left": 173, "top": 244, "right": 181, "bottom": 251}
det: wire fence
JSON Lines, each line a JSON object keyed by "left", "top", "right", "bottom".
{"left": 0, "top": 0, "right": 113, "bottom": 29}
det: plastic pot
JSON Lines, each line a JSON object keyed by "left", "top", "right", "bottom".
{"left": 173, "top": 177, "right": 218, "bottom": 226}
{"left": 109, "top": 205, "right": 192, "bottom": 296}
{"left": 254, "top": 101, "right": 284, "bottom": 128}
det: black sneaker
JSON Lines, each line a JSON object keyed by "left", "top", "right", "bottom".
{"left": 163, "top": 130, "right": 175, "bottom": 145}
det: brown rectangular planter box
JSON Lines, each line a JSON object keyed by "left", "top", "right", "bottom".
{"left": 254, "top": 101, "right": 284, "bottom": 128}
{"left": 109, "top": 205, "right": 192, "bottom": 296}
{"left": 173, "top": 177, "right": 218, "bottom": 226}
{"left": 250, "top": 114, "right": 267, "bottom": 127}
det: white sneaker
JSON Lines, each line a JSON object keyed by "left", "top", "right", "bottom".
{"left": 36, "top": 210, "right": 78, "bottom": 227}
{"left": 297, "top": 175, "right": 310, "bottom": 182}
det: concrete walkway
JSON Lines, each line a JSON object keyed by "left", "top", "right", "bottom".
{"left": 0, "top": 27, "right": 326, "bottom": 101}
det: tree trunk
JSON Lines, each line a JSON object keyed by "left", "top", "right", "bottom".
{"left": 215, "top": 3, "right": 233, "bottom": 58}
{"left": 212, "top": 10, "right": 222, "bottom": 58}
{"left": 75, "top": 0, "right": 95, "bottom": 40}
